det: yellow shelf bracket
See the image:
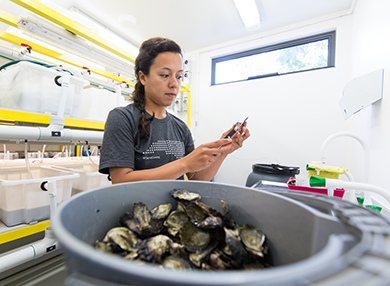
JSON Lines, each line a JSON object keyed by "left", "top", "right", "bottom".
{"left": 0, "top": 221, "right": 50, "bottom": 244}
{"left": 0, "top": 109, "right": 105, "bottom": 130}
{"left": 0, "top": 9, "right": 18, "bottom": 28}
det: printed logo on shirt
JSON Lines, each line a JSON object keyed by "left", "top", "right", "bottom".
{"left": 143, "top": 140, "right": 185, "bottom": 160}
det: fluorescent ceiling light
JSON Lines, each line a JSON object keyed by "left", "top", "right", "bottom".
{"left": 233, "top": 0, "right": 261, "bottom": 31}
{"left": 15, "top": 11, "right": 135, "bottom": 79}
{"left": 68, "top": 6, "right": 139, "bottom": 57}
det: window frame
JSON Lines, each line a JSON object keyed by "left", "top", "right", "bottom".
{"left": 211, "top": 30, "right": 336, "bottom": 85}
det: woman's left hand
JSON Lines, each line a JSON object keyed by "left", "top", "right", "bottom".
{"left": 219, "top": 123, "right": 250, "bottom": 155}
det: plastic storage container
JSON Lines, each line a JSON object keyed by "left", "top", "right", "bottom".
{"left": 79, "top": 88, "right": 119, "bottom": 122}
{"left": 0, "top": 166, "right": 79, "bottom": 226}
{"left": 50, "top": 163, "right": 111, "bottom": 195}
{"left": 246, "top": 163, "right": 299, "bottom": 187}
{"left": 52, "top": 180, "right": 390, "bottom": 286}
{"left": 0, "top": 61, "right": 86, "bottom": 117}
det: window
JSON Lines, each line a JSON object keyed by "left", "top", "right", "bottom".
{"left": 211, "top": 31, "right": 336, "bottom": 85}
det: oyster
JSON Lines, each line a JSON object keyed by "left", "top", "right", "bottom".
{"left": 150, "top": 203, "right": 172, "bottom": 220}
{"left": 224, "top": 227, "right": 248, "bottom": 266}
{"left": 239, "top": 224, "right": 266, "bottom": 257}
{"left": 176, "top": 201, "right": 186, "bottom": 212}
{"left": 95, "top": 240, "right": 125, "bottom": 254}
{"left": 189, "top": 239, "right": 218, "bottom": 267}
{"left": 209, "top": 248, "right": 241, "bottom": 270}
{"left": 197, "top": 216, "right": 223, "bottom": 229}
{"left": 171, "top": 189, "right": 201, "bottom": 203}
{"left": 208, "top": 253, "right": 228, "bottom": 270}
{"left": 221, "top": 200, "right": 235, "bottom": 229}
{"left": 102, "top": 227, "right": 140, "bottom": 253}
{"left": 141, "top": 217, "right": 165, "bottom": 239}
{"left": 180, "top": 221, "right": 211, "bottom": 253}
{"left": 133, "top": 202, "right": 151, "bottom": 230}
{"left": 195, "top": 201, "right": 223, "bottom": 217}
{"left": 137, "top": 234, "right": 172, "bottom": 263}
{"left": 185, "top": 203, "right": 206, "bottom": 225}
{"left": 201, "top": 262, "right": 215, "bottom": 270}
{"left": 124, "top": 250, "right": 139, "bottom": 260}
{"left": 208, "top": 248, "right": 238, "bottom": 270}
{"left": 162, "top": 256, "right": 192, "bottom": 270}
{"left": 169, "top": 242, "right": 188, "bottom": 258}
{"left": 164, "top": 210, "right": 189, "bottom": 236}
{"left": 120, "top": 212, "right": 142, "bottom": 235}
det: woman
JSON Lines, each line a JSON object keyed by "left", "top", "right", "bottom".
{"left": 99, "top": 37, "right": 250, "bottom": 184}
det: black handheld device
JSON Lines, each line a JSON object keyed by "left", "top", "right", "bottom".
{"left": 224, "top": 117, "right": 248, "bottom": 139}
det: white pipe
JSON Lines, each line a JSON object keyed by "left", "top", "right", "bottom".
{"left": 321, "top": 132, "right": 370, "bottom": 175}
{"left": 325, "top": 178, "right": 390, "bottom": 205}
{"left": 320, "top": 131, "right": 371, "bottom": 203}
{"left": 0, "top": 227, "right": 57, "bottom": 273}
{"left": 344, "top": 171, "right": 356, "bottom": 203}
{"left": 24, "top": 141, "right": 33, "bottom": 179}
{"left": 344, "top": 171, "right": 355, "bottom": 182}
{"left": 321, "top": 131, "right": 370, "bottom": 183}
{"left": 0, "top": 125, "right": 103, "bottom": 144}
{"left": 0, "top": 45, "right": 23, "bottom": 61}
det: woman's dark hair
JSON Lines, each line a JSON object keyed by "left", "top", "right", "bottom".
{"left": 132, "top": 37, "right": 182, "bottom": 139}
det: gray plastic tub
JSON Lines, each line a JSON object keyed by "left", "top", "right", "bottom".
{"left": 51, "top": 180, "right": 390, "bottom": 286}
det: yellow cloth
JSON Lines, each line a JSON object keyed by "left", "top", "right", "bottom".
{"left": 307, "top": 164, "right": 348, "bottom": 179}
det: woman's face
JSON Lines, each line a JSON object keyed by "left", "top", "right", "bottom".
{"left": 139, "top": 51, "right": 183, "bottom": 109}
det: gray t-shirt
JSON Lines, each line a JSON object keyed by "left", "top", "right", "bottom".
{"left": 99, "top": 104, "right": 194, "bottom": 180}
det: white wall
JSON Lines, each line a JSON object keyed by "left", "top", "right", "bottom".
{"left": 186, "top": 0, "right": 389, "bottom": 192}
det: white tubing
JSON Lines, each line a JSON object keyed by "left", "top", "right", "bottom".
{"left": 40, "top": 144, "right": 47, "bottom": 163}
{"left": 0, "top": 228, "right": 57, "bottom": 273}
{"left": 86, "top": 146, "right": 99, "bottom": 170}
{"left": 24, "top": 141, "right": 33, "bottom": 179}
{"left": 325, "top": 178, "right": 390, "bottom": 205}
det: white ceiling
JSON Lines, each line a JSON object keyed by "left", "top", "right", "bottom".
{"left": 1, "top": 0, "right": 355, "bottom": 53}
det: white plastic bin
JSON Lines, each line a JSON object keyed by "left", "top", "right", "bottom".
{"left": 79, "top": 88, "right": 118, "bottom": 122}
{"left": 0, "top": 166, "right": 79, "bottom": 226}
{"left": 50, "top": 162, "right": 111, "bottom": 195}
{"left": 0, "top": 61, "right": 87, "bottom": 117}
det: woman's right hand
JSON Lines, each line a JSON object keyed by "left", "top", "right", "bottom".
{"left": 185, "top": 138, "right": 232, "bottom": 173}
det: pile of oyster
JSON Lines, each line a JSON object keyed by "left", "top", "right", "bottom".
{"left": 95, "top": 189, "right": 271, "bottom": 270}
